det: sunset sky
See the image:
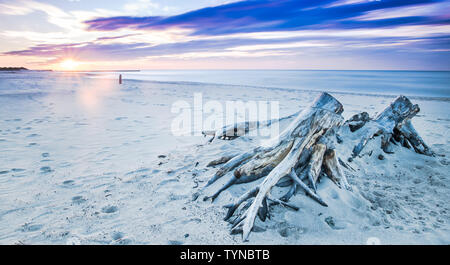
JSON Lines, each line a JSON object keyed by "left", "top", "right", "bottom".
{"left": 0, "top": 0, "right": 449, "bottom": 70}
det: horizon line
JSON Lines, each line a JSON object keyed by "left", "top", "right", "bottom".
{"left": 29, "top": 68, "right": 450, "bottom": 72}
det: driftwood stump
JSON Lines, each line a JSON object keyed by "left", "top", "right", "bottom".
{"left": 204, "top": 93, "right": 350, "bottom": 240}
{"left": 203, "top": 93, "right": 432, "bottom": 241}
{"left": 348, "top": 95, "right": 434, "bottom": 157}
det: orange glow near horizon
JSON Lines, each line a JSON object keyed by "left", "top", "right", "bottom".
{"left": 59, "top": 59, "right": 81, "bottom": 71}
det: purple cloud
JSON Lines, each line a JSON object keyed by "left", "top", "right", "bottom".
{"left": 2, "top": 0, "right": 449, "bottom": 70}
{"left": 84, "top": 0, "right": 449, "bottom": 35}
{"left": 3, "top": 36, "right": 326, "bottom": 61}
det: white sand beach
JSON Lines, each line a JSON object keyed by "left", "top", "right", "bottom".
{"left": 0, "top": 70, "right": 449, "bottom": 244}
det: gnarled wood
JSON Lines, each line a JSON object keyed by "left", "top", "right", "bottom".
{"left": 202, "top": 111, "right": 299, "bottom": 141}
{"left": 300, "top": 143, "right": 326, "bottom": 192}
{"left": 201, "top": 93, "right": 430, "bottom": 241}
{"left": 396, "top": 120, "right": 433, "bottom": 156}
{"left": 351, "top": 95, "right": 432, "bottom": 157}
{"left": 206, "top": 155, "right": 235, "bottom": 167}
{"left": 346, "top": 112, "right": 370, "bottom": 132}
{"left": 322, "top": 149, "right": 351, "bottom": 190}
{"left": 204, "top": 92, "right": 344, "bottom": 241}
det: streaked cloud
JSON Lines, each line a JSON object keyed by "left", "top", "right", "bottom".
{"left": 84, "top": 0, "right": 449, "bottom": 34}
{"left": 0, "top": 0, "right": 449, "bottom": 70}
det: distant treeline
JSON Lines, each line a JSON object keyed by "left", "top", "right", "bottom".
{"left": 0, "top": 67, "right": 28, "bottom": 71}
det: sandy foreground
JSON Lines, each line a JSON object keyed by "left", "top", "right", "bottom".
{"left": 0, "top": 73, "right": 449, "bottom": 244}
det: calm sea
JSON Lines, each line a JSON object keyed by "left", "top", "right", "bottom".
{"left": 93, "top": 70, "right": 450, "bottom": 98}
{"left": 1, "top": 70, "right": 449, "bottom": 98}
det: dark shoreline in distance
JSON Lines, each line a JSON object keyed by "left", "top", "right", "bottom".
{"left": 1, "top": 66, "right": 139, "bottom": 72}
{"left": 0, "top": 67, "right": 53, "bottom": 72}
{"left": 0, "top": 67, "right": 28, "bottom": 71}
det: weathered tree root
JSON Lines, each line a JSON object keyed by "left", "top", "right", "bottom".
{"left": 348, "top": 95, "right": 434, "bottom": 157}
{"left": 202, "top": 112, "right": 299, "bottom": 142}
{"left": 204, "top": 93, "right": 352, "bottom": 241}
{"left": 203, "top": 93, "right": 431, "bottom": 241}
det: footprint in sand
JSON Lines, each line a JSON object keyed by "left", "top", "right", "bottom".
{"left": 111, "top": 231, "right": 132, "bottom": 244}
{"left": 5, "top": 118, "right": 22, "bottom": 122}
{"left": 102, "top": 206, "right": 118, "bottom": 214}
{"left": 330, "top": 189, "right": 339, "bottom": 199}
{"left": 159, "top": 178, "right": 179, "bottom": 185}
{"left": 40, "top": 166, "right": 52, "bottom": 173}
{"left": 112, "top": 232, "right": 125, "bottom": 241}
{"left": 277, "top": 224, "right": 302, "bottom": 238}
{"left": 168, "top": 240, "right": 184, "bottom": 245}
{"left": 126, "top": 167, "right": 151, "bottom": 175}
{"left": 20, "top": 223, "right": 43, "bottom": 232}
{"left": 324, "top": 216, "right": 347, "bottom": 230}
{"left": 72, "top": 196, "right": 87, "bottom": 204}
{"left": 168, "top": 194, "right": 188, "bottom": 201}
{"left": 62, "top": 180, "right": 74, "bottom": 186}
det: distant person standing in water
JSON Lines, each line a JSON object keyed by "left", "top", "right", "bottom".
{"left": 119, "top": 74, "right": 122, "bottom": 84}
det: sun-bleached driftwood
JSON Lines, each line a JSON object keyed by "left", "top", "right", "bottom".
{"left": 395, "top": 120, "right": 433, "bottom": 156}
{"left": 349, "top": 95, "right": 433, "bottom": 157}
{"left": 202, "top": 93, "right": 430, "bottom": 241}
{"left": 299, "top": 143, "right": 326, "bottom": 192}
{"left": 346, "top": 112, "right": 370, "bottom": 132}
{"left": 206, "top": 155, "right": 236, "bottom": 167}
{"left": 323, "top": 149, "right": 351, "bottom": 190}
{"left": 202, "top": 111, "right": 299, "bottom": 142}
{"left": 204, "top": 93, "right": 350, "bottom": 241}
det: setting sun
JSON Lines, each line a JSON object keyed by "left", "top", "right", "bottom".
{"left": 60, "top": 59, "right": 80, "bottom": 70}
